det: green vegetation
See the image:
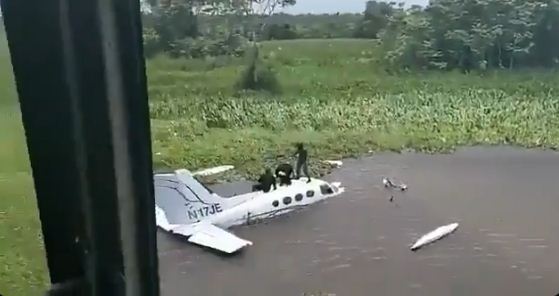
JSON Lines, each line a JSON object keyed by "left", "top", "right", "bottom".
{"left": 379, "top": 0, "right": 559, "bottom": 71}
{"left": 148, "top": 38, "right": 559, "bottom": 179}
{"left": 0, "top": 25, "right": 49, "bottom": 295}
{"left": 143, "top": 0, "right": 559, "bottom": 71}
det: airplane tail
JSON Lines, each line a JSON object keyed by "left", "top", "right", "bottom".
{"left": 154, "top": 169, "right": 228, "bottom": 224}
{"left": 155, "top": 169, "right": 225, "bottom": 204}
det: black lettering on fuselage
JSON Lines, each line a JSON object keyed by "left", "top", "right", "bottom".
{"left": 187, "top": 204, "right": 223, "bottom": 220}
{"left": 187, "top": 210, "right": 198, "bottom": 220}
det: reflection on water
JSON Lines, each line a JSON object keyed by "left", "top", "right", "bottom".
{"left": 158, "top": 147, "right": 559, "bottom": 296}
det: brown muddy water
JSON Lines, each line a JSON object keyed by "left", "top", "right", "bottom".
{"left": 157, "top": 147, "right": 559, "bottom": 296}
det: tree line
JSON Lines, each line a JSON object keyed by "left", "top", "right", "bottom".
{"left": 379, "top": 0, "right": 559, "bottom": 71}
{"left": 141, "top": 0, "right": 389, "bottom": 58}
{"left": 142, "top": 0, "right": 559, "bottom": 72}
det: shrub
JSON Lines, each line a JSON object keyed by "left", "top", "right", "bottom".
{"left": 143, "top": 27, "right": 162, "bottom": 58}
{"left": 235, "top": 45, "right": 281, "bottom": 94}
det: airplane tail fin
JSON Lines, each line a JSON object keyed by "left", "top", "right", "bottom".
{"left": 154, "top": 169, "right": 225, "bottom": 205}
{"left": 154, "top": 169, "right": 231, "bottom": 224}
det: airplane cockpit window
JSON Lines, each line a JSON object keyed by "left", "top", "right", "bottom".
{"left": 320, "top": 184, "right": 334, "bottom": 195}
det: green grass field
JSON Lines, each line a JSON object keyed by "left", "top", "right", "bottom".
{"left": 0, "top": 26, "right": 49, "bottom": 295}
{"left": 2, "top": 29, "right": 559, "bottom": 294}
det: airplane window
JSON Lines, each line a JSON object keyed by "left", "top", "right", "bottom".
{"left": 283, "top": 196, "right": 292, "bottom": 205}
{"left": 272, "top": 200, "right": 279, "bottom": 207}
{"left": 295, "top": 194, "right": 303, "bottom": 202}
{"left": 320, "top": 184, "right": 334, "bottom": 195}
{"left": 306, "top": 190, "right": 314, "bottom": 198}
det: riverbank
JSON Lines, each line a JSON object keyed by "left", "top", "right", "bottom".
{"left": 147, "top": 39, "right": 559, "bottom": 180}
{"left": 149, "top": 88, "right": 559, "bottom": 181}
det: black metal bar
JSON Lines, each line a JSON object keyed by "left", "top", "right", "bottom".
{"left": 0, "top": 0, "right": 160, "bottom": 295}
{"left": 0, "top": 0, "right": 87, "bottom": 286}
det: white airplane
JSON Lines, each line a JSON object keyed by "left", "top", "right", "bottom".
{"left": 154, "top": 167, "right": 345, "bottom": 254}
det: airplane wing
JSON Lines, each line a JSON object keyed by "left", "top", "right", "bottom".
{"left": 171, "top": 223, "right": 253, "bottom": 254}
{"left": 191, "top": 165, "right": 234, "bottom": 177}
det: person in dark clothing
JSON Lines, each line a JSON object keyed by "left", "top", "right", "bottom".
{"left": 275, "top": 163, "right": 293, "bottom": 186}
{"left": 293, "top": 143, "right": 311, "bottom": 183}
{"left": 252, "top": 168, "right": 277, "bottom": 193}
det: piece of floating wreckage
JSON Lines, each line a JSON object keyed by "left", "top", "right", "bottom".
{"left": 323, "top": 160, "right": 343, "bottom": 168}
{"left": 191, "top": 165, "right": 235, "bottom": 177}
{"left": 382, "top": 177, "right": 408, "bottom": 191}
{"left": 154, "top": 166, "right": 345, "bottom": 254}
{"left": 410, "top": 223, "right": 459, "bottom": 251}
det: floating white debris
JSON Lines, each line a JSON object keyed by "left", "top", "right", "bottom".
{"left": 382, "top": 177, "right": 408, "bottom": 191}
{"left": 324, "top": 160, "right": 343, "bottom": 168}
{"left": 382, "top": 177, "right": 390, "bottom": 187}
{"left": 192, "top": 165, "right": 234, "bottom": 177}
{"left": 411, "top": 223, "right": 459, "bottom": 251}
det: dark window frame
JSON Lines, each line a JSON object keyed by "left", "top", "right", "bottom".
{"left": 320, "top": 184, "right": 334, "bottom": 195}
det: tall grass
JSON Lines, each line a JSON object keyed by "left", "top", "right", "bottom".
{"left": 150, "top": 87, "right": 559, "bottom": 178}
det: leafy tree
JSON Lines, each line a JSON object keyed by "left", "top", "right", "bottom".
{"left": 197, "top": 12, "right": 363, "bottom": 40}
{"left": 235, "top": 45, "right": 281, "bottom": 93}
{"left": 155, "top": 0, "right": 200, "bottom": 50}
{"left": 199, "top": 1, "right": 296, "bottom": 92}
{"left": 262, "top": 23, "right": 298, "bottom": 40}
{"left": 531, "top": 0, "right": 559, "bottom": 67}
{"left": 142, "top": 27, "right": 162, "bottom": 58}
{"left": 355, "top": 1, "right": 394, "bottom": 38}
{"left": 379, "top": 0, "right": 559, "bottom": 71}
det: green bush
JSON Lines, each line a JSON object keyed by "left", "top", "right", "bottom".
{"left": 142, "top": 27, "right": 162, "bottom": 58}
{"left": 235, "top": 45, "right": 281, "bottom": 94}
{"left": 166, "top": 35, "right": 249, "bottom": 59}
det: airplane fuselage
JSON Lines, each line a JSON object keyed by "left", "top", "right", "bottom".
{"left": 205, "top": 179, "right": 344, "bottom": 229}
{"left": 154, "top": 169, "right": 345, "bottom": 253}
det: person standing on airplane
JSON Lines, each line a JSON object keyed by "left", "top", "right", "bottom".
{"left": 294, "top": 143, "right": 311, "bottom": 183}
